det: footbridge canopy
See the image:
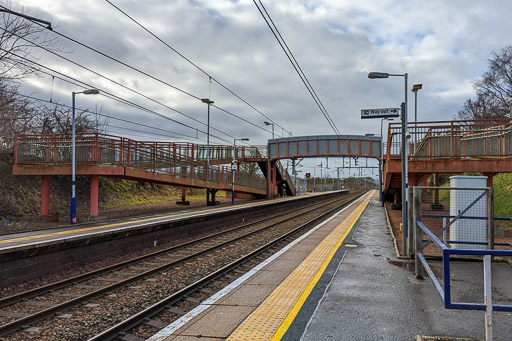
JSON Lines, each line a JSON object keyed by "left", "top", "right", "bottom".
{"left": 267, "top": 135, "right": 382, "bottom": 160}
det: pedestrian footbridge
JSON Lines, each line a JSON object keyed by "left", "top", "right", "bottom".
{"left": 383, "top": 118, "right": 512, "bottom": 199}
{"left": 13, "top": 134, "right": 276, "bottom": 217}
{"left": 13, "top": 133, "right": 382, "bottom": 217}
{"left": 267, "top": 134, "right": 382, "bottom": 160}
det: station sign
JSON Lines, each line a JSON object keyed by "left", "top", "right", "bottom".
{"left": 361, "top": 107, "right": 400, "bottom": 119}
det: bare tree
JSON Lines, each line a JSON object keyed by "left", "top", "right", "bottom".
{"left": 456, "top": 46, "right": 512, "bottom": 121}
{"left": 239, "top": 162, "right": 261, "bottom": 175}
{"left": 457, "top": 93, "right": 506, "bottom": 121}
{"left": 0, "top": 1, "right": 57, "bottom": 82}
{"left": 0, "top": 2, "right": 61, "bottom": 151}
{"left": 0, "top": 83, "right": 109, "bottom": 151}
{"left": 0, "top": 81, "right": 38, "bottom": 150}
{"left": 91, "top": 105, "right": 110, "bottom": 134}
{"left": 34, "top": 104, "right": 109, "bottom": 135}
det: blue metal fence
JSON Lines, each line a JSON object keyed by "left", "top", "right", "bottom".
{"left": 412, "top": 185, "right": 512, "bottom": 340}
{"left": 416, "top": 220, "right": 512, "bottom": 312}
{"left": 421, "top": 214, "right": 512, "bottom": 248}
{"left": 422, "top": 214, "right": 512, "bottom": 222}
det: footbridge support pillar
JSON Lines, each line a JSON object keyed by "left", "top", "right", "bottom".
{"left": 177, "top": 187, "right": 190, "bottom": 205}
{"left": 205, "top": 188, "right": 218, "bottom": 206}
{"left": 272, "top": 160, "right": 277, "bottom": 198}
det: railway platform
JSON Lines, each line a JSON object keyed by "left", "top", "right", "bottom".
{"left": 0, "top": 191, "right": 344, "bottom": 287}
{"left": 0, "top": 199, "right": 266, "bottom": 250}
{"left": 149, "top": 190, "right": 512, "bottom": 341}
{"left": 0, "top": 192, "right": 339, "bottom": 251}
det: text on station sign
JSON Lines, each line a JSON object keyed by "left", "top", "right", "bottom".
{"left": 360, "top": 107, "right": 400, "bottom": 119}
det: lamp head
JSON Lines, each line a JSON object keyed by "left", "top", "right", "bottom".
{"left": 368, "top": 72, "right": 389, "bottom": 79}
{"left": 83, "top": 89, "right": 100, "bottom": 95}
{"left": 241, "top": 138, "right": 249, "bottom": 141}
{"left": 264, "top": 121, "right": 271, "bottom": 126}
{"left": 412, "top": 84, "right": 423, "bottom": 92}
{"left": 201, "top": 98, "right": 214, "bottom": 104}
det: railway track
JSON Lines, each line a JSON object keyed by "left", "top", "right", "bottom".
{"left": 0, "top": 191, "right": 364, "bottom": 340}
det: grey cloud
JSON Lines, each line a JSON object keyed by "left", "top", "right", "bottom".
{"left": 12, "top": 0, "right": 512, "bottom": 158}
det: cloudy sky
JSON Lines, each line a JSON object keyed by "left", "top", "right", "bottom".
{"left": 7, "top": 0, "right": 512, "bottom": 177}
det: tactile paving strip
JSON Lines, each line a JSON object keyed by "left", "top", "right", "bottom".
{"left": 227, "top": 191, "right": 374, "bottom": 340}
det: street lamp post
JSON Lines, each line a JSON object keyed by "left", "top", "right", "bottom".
{"left": 368, "top": 71, "right": 408, "bottom": 254}
{"left": 412, "top": 84, "right": 422, "bottom": 153}
{"left": 324, "top": 158, "right": 328, "bottom": 192}
{"left": 201, "top": 98, "right": 214, "bottom": 204}
{"left": 264, "top": 121, "right": 275, "bottom": 139}
{"left": 0, "top": 8, "right": 52, "bottom": 29}
{"left": 318, "top": 162, "right": 323, "bottom": 192}
{"left": 232, "top": 137, "right": 249, "bottom": 204}
{"left": 313, "top": 165, "right": 316, "bottom": 193}
{"left": 412, "top": 84, "right": 422, "bottom": 123}
{"left": 71, "top": 89, "right": 100, "bottom": 224}
{"left": 263, "top": 122, "right": 274, "bottom": 200}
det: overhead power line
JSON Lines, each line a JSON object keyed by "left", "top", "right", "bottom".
{"left": 104, "top": 0, "right": 291, "bottom": 137}
{"left": 252, "top": 0, "right": 342, "bottom": 137}
{"left": 0, "top": 26, "right": 243, "bottom": 142}
{"left": 3, "top": 49, "right": 235, "bottom": 144}
{"left": 12, "top": 92, "right": 204, "bottom": 141}
{"left": 18, "top": 68, "right": 347, "bottom": 168}
{"left": 0, "top": 5, "right": 273, "bottom": 142}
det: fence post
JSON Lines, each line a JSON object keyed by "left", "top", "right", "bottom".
{"left": 488, "top": 188, "right": 494, "bottom": 250}
{"left": 443, "top": 217, "right": 447, "bottom": 246}
{"left": 450, "top": 121, "right": 454, "bottom": 158}
{"left": 484, "top": 255, "right": 493, "bottom": 341}
{"left": 408, "top": 186, "right": 414, "bottom": 257}
{"left": 413, "top": 186, "right": 423, "bottom": 279}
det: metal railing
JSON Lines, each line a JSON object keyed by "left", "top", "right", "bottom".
{"left": 194, "top": 144, "right": 267, "bottom": 162}
{"left": 386, "top": 118, "right": 512, "bottom": 160}
{"left": 275, "top": 159, "right": 295, "bottom": 195}
{"left": 14, "top": 134, "right": 267, "bottom": 165}
{"left": 14, "top": 133, "right": 267, "bottom": 191}
{"left": 412, "top": 186, "right": 512, "bottom": 340}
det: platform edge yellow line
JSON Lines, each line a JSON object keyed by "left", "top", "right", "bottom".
{"left": 0, "top": 201, "right": 261, "bottom": 245}
{"left": 270, "top": 193, "right": 372, "bottom": 340}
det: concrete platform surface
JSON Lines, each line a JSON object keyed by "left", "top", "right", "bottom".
{"left": 149, "top": 193, "right": 512, "bottom": 340}
{"left": 296, "top": 199, "right": 512, "bottom": 341}
{"left": 148, "top": 191, "right": 372, "bottom": 341}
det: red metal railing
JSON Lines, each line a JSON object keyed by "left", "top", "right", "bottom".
{"left": 14, "top": 133, "right": 267, "bottom": 190}
{"left": 275, "top": 159, "right": 295, "bottom": 195}
{"left": 386, "top": 119, "right": 512, "bottom": 161}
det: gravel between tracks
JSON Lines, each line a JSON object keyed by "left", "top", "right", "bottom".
{"left": 1, "top": 196, "right": 353, "bottom": 340}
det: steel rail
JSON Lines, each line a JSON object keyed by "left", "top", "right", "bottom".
{"left": 0, "top": 194, "right": 344, "bottom": 308}
{"left": 0, "top": 193, "right": 356, "bottom": 337}
{"left": 88, "top": 192, "right": 364, "bottom": 341}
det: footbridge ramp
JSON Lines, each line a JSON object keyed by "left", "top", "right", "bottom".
{"left": 383, "top": 119, "right": 512, "bottom": 199}
{"left": 12, "top": 134, "right": 282, "bottom": 217}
